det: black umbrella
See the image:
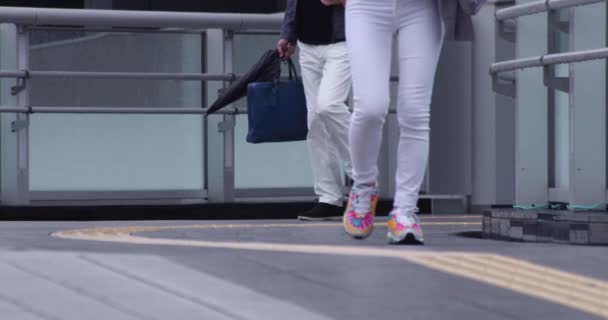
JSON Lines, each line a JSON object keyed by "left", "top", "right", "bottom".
{"left": 206, "top": 49, "right": 281, "bottom": 115}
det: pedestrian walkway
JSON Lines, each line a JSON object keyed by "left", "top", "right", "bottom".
{"left": 0, "top": 215, "right": 606, "bottom": 319}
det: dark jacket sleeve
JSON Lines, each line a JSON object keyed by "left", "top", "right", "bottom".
{"left": 280, "top": 0, "right": 298, "bottom": 44}
{"left": 454, "top": 5, "right": 474, "bottom": 41}
{"left": 458, "top": 0, "right": 487, "bottom": 15}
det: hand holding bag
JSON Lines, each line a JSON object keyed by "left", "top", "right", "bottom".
{"left": 246, "top": 58, "right": 308, "bottom": 143}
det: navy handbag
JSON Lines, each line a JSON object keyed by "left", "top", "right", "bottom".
{"left": 246, "top": 59, "right": 308, "bottom": 143}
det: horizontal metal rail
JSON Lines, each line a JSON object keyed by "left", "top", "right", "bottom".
{"left": 418, "top": 194, "right": 468, "bottom": 200}
{"left": 490, "top": 47, "right": 608, "bottom": 74}
{"left": 0, "top": 70, "right": 234, "bottom": 81}
{"left": 0, "top": 7, "right": 283, "bottom": 31}
{"left": 0, "top": 70, "right": 402, "bottom": 82}
{"left": 27, "top": 25, "right": 209, "bottom": 34}
{"left": 0, "top": 106, "right": 244, "bottom": 115}
{"left": 0, "top": 106, "right": 403, "bottom": 115}
{"left": 496, "top": 0, "right": 604, "bottom": 21}
{"left": 26, "top": 26, "right": 282, "bottom": 35}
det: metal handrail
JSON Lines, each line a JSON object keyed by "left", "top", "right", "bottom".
{"left": 0, "top": 106, "right": 244, "bottom": 115}
{"left": 0, "top": 70, "right": 402, "bottom": 82}
{"left": 24, "top": 26, "right": 283, "bottom": 35}
{"left": 0, "top": 106, "right": 403, "bottom": 115}
{"left": 495, "top": 0, "right": 603, "bottom": 21}
{"left": 490, "top": 47, "right": 608, "bottom": 74}
{"left": 0, "top": 70, "right": 234, "bottom": 81}
{"left": 0, "top": 7, "right": 283, "bottom": 31}
{"left": 0, "top": 8, "right": 289, "bottom": 117}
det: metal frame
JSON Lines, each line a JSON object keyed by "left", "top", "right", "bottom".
{"left": 495, "top": 0, "right": 604, "bottom": 21}
{"left": 491, "top": 0, "right": 606, "bottom": 209}
{"left": 0, "top": 7, "right": 283, "bottom": 31}
{"left": 235, "top": 187, "right": 314, "bottom": 198}
{"left": 0, "top": 7, "right": 284, "bottom": 206}
{"left": 0, "top": 106, "right": 245, "bottom": 115}
{"left": 491, "top": 48, "right": 608, "bottom": 74}
{"left": 30, "top": 190, "right": 207, "bottom": 202}
{"left": 0, "top": 24, "right": 30, "bottom": 205}
{"left": 205, "top": 29, "right": 231, "bottom": 203}
{"left": 221, "top": 30, "right": 236, "bottom": 202}
{"left": 0, "top": 6, "right": 470, "bottom": 208}
{"left": 0, "top": 70, "right": 233, "bottom": 81}
{"left": 546, "top": 7, "right": 572, "bottom": 196}
{"left": 493, "top": 0, "right": 517, "bottom": 205}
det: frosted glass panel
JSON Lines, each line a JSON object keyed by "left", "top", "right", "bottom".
{"left": 232, "top": 34, "right": 313, "bottom": 188}
{"left": 235, "top": 115, "right": 313, "bottom": 188}
{"left": 30, "top": 114, "right": 203, "bottom": 190}
{"left": 28, "top": 31, "right": 204, "bottom": 191}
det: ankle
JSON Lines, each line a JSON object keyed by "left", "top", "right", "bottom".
{"left": 391, "top": 207, "right": 418, "bottom": 216}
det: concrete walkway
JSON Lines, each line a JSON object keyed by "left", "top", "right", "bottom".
{"left": 0, "top": 215, "right": 606, "bottom": 320}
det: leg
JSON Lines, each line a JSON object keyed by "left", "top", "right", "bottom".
{"left": 386, "top": 0, "right": 444, "bottom": 244}
{"left": 343, "top": 0, "right": 395, "bottom": 239}
{"left": 299, "top": 42, "right": 343, "bottom": 207}
{"left": 393, "top": 0, "right": 444, "bottom": 211}
{"left": 316, "top": 42, "right": 352, "bottom": 184}
{"left": 346, "top": 0, "right": 395, "bottom": 187}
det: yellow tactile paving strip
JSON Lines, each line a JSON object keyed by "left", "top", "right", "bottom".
{"left": 52, "top": 220, "right": 608, "bottom": 319}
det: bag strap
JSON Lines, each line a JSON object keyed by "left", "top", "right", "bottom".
{"left": 287, "top": 58, "right": 300, "bottom": 80}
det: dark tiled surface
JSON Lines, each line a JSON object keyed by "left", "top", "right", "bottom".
{"left": 0, "top": 216, "right": 606, "bottom": 319}
{"left": 484, "top": 210, "right": 608, "bottom": 245}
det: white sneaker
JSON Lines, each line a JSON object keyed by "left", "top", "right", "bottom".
{"left": 387, "top": 209, "right": 424, "bottom": 244}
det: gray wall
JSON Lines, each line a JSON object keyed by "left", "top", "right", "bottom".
{"left": 470, "top": 2, "right": 519, "bottom": 209}
{"left": 428, "top": 41, "right": 473, "bottom": 212}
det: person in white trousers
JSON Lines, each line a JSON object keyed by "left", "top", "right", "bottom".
{"left": 342, "top": 0, "right": 445, "bottom": 244}
{"left": 278, "top": 0, "right": 352, "bottom": 221}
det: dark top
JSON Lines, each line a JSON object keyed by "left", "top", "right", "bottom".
{"left": 280, "top": 0, "right": 345, "bottom": 45}
{"left": 297, "top": 0, "right": 335, "bottom": 45}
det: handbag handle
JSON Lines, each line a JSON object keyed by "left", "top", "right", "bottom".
{"left": 286, "top": 58, "right": 300, "bottom": 81}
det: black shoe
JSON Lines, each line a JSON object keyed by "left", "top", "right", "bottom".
{"left": 298, "top": 203, "right": 343, "bottom": 221}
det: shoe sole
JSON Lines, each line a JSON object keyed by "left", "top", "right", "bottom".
{"left": 344, "top": 226, "right": 374, "bottom": 240}
{"left": 343, "top": 216, "right": 374, "bottom": 239}
{"left": 298, "top": 216, "right": 342, "bottom": 222}
{"left": 387, "top": 231, "right": 424, "bottom": 245}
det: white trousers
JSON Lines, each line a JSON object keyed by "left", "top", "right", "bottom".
{"left": 299, "top": 42, "right": 352, "bottom": 207}
{"left": 346, "top": 0, "right": 444, "bottom": 212}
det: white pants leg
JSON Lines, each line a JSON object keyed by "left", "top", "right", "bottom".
{"left": 346, "top": 0, "right": 444, "bottom": 212}
{"left": 299, "top": 42, "right": 352, "bottom": 207}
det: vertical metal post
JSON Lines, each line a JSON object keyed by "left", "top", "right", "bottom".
{"left": 0, "top": 24, "right": 30, "bottom": 205}
{"left": 205, "top": 29, "right": 235, "bottom": 203}
{"left": 222, "top": 30, "right": 236, "bottom": 202}
{"left": 547, "top": 8, "right": 571, "bottom": 202}
{"left": 493, "top": 2, "right": 517, "bottom": 206}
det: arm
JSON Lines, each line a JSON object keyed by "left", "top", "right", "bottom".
{"left": 279, "top": 0, "right": 297, "bottom": 44}
{"left": 278, "top": 0, "right": 298, "bottom": 59}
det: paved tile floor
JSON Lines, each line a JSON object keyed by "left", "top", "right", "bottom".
{"left": 0, "top": 215, "right": 606, "bottom": 320}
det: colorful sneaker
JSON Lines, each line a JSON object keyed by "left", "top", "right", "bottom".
{"left": 387, "top": 209, "right": 424, "bottom": 244}
{"left": 343, "top": 184, "right": 378, "bottom": 239}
